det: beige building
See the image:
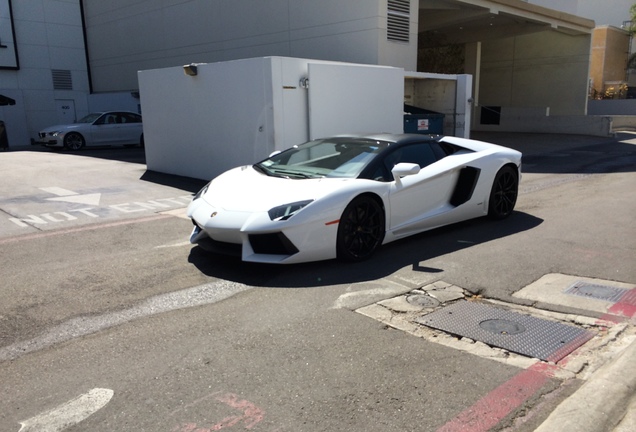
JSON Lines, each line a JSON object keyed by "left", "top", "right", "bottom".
{"left": 590, "top": 26, "right": 631, "bottom": 99}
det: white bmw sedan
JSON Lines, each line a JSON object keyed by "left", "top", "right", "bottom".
{"left": 35, "top": 111, "right": 144, "bottom": 150}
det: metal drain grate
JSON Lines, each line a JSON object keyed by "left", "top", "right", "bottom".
{"left": 564, "top": 281, "right": 629, "bottom": 303}
{"left": 415, "top": 301, "right": 593, "bottom": 362}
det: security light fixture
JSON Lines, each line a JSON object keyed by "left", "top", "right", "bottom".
{"left": 183, "top": 63, "right": 198, "bottom": 76}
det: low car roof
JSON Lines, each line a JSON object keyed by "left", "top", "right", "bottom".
{"left": 331, "top": 133, "right": 442, "bottom": 145}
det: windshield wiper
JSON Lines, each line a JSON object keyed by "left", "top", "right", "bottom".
{"left": 253, "top": 164, "right": 280, "bottom": 177}
{"left": 271, "top": 169, "right": 314, "bottom": 179}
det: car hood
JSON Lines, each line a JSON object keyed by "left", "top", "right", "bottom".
{"left": 40, "top": 124, "right": 82, "bottom": 133}
{"left": 201, "top": 165, "right": 348, "bottom": 212}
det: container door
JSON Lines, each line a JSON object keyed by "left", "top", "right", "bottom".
{"left": 307, "top": 63, "right": 404, "bottom": 140}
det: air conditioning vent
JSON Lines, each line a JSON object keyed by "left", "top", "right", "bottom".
{"left": 52, "top": 69, "right": 73, "bottom": 90}
{"left": 387, "top": 0, "right": 410, "bottom": 42}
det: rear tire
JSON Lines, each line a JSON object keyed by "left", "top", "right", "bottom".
{"left": 488, "top": 166, "right": 518, "bottom": 219}
{"left": 336, "top": 195, "right": 385, "bottom": 262}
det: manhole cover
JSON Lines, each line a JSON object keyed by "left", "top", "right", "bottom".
{"left": 479, "top": 319, "right": 526, "bottom": 335}
{"left": 415, "top": 301, "right": 593, "bottom": 362}
{"left": 406, "top": 294, "right": 440, "bottom": 308}
{"left": 564, "top": 281, "right": 628, "bottom": 303}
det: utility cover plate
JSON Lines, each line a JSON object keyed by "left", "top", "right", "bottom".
{"left": 564, "top": 281, "right": 628, "bottom": 303}
{"left": 415, "top": 301, "right": 593, "bottom": 362}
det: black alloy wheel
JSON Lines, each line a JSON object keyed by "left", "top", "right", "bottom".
{"left": 337, "top": 195, "right": 385, "bottom": 261}
{"left": 64, "top": 132, "right": 85, "bottom": 150}
{"left": 488, "top": 166, "right": 518, "bottom": 219}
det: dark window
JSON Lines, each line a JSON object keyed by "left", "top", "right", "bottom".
{"left": 94, "top": 114, "right": 108, "bottom": 125}
{"left": 120, "top": 112, "right": 142, "bottom": 123}
{"left": 372, "top": 143, "right": 437, "bottom": 181}
{"left": 481, "top": 106, "right": 501, "bottom": 125}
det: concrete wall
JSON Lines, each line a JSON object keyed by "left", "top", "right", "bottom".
{"left": 588, "top": 99, "right": 636, "bottom": 115}
{"left": 83, "top": 0, "right": 418, "bottom": 93}
{"left": 473, "top": 106, "right": 613, "bottom": 135}
{"left": 478, "top": 30, "right": 591, "bottom": 122}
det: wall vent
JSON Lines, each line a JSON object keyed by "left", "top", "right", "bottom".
{"left": 52, "top": 69, "right": 73, "bottom": 90}
{"left": 387, "top": 0, "right": 410, "bottom": 42}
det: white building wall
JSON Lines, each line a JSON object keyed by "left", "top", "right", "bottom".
{"left": 1, "top": 0, "right": 89, "bottom": 147}
{"left": 83, "top": 0, "right": 417, "bottom": 93}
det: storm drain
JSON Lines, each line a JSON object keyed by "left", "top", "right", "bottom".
{"left": 415, "top": 301, "right": 594, "bottom": 362}
{"left": 564, "top": 281, "right": 630, "bottom": 303}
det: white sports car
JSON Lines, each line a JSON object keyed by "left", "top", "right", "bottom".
{"left": 187, "top": 134, "right": 521, "bottom": 264}
{"left": 35, "top": 111, "right": 144, "bottom": 150}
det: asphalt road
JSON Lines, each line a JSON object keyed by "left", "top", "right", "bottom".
{"left": 0, "top": 135, "right": 634, "bottom": 432}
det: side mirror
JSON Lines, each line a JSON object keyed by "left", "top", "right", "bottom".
{"left": 391, "top": 163, "right": 420, "bottom": 185}
{"left": 392, "top": 162, "right": 420, "bottom": 178}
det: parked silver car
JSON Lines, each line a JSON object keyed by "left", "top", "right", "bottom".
{"left": 35, "top": 111, "right": 144, "bottom": 150}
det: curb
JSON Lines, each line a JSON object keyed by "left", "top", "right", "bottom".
{"left": 534, "top": 339, "right": 636, "bottom": 432}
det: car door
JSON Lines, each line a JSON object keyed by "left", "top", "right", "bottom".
{"left": 383, "top": 142, "right": 457, "bottom": 235}
{"left": 90, "top": 113, "right": 121, "bottom": 145}
{"left": 117, "top": 112, "right": 143, "bottom": 144}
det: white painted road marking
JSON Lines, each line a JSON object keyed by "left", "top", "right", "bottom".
{"left": 39, "top": 187, "right": 79, "bottom": 197}
{"left": 0, "top": 281, "right": 251, "bottom": 362}
{"left": 19, "top": 388, "right": 114, "bottom": 432}
{"left": 155, "top": 240, "right": 192, "bottom": 249}
{"left": 40, "top": 187, "right": 102, "bottom": 206}
{"left": 5, "top": 195, "right": 191, "bottom": 228}
{"left": 47, "top": 193, "right": 102, "bottom": 205}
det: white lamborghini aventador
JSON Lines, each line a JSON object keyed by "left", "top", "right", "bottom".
{"left": 187, "top": 134, "right": 522, "bottom": 264}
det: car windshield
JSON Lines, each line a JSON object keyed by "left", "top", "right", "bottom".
{"left": 254, "top": 138, "right": 389, "bottom": 179}
{"left": 76, "top": 113, "right": 104, "bottom": 124}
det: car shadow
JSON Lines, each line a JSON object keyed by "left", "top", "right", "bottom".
{"left": 187, "top": 211, "right": 543, "bottom": 288}
{"left": 32, "top": 145, "right": 148, "bottom": 164}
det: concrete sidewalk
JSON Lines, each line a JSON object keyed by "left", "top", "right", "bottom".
{"left": 535, "top": 338, "right": 636, "bottom": 432}
{"left": 471, "top": 131, "right": 636, "bottom": 431}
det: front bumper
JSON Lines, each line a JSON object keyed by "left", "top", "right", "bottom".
{"left": 187, "top": 198, "right": 338, "bottom": 264}
{"left": 34, "top": 136, "right": 63, "bottom": 147}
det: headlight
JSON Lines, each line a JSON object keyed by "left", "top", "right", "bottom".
{"left": 192, "top": 181, "right": 211, "bottom": 201}
{"left": 268, "top": 200, "right": 313, "bottom": 221}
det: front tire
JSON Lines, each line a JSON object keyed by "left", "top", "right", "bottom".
{"left": 336, "top": 195, "right": 385, "bottom": 262}
{"left": 64, "top": 132, "right": 85, "bottom": 150}
{"left": 488, "top": 166, "right": 518, "bottom": 219}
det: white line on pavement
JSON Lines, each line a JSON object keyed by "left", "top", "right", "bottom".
{"left": 19, "top": 388, "right": 114, "bottom": 432}
{"left": 0, "top": 281, "right": 251, "bottom": 362}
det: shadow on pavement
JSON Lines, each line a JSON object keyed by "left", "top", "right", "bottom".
{"left": 473, "top": 131, "right": 636, "bottom": 175}
{"left": 20, "top": 145, "right": 148, "bottom": 164}
{"left": 187, "top": 211, "right": 543, "bottom": 289}
{"left": 140, "top": 170, "right": 208, "bottom": 193}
